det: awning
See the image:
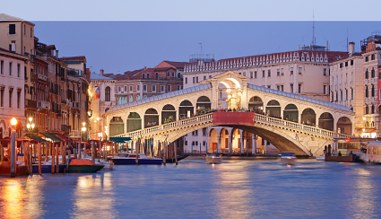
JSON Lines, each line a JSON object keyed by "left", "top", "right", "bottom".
{"left": 42, "top": 132, "right": 62, "bottom": 142}
{"left": 51, "top": 132, "right": 69, "bottom": 142}
{"left": 109, "top": 137, "right": 131, "bottom": 143}
{"left": 25, "top": 134, "right": 48, "bottom": 143}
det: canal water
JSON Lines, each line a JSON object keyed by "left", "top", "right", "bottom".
{"left": 1, "top": 158, "right": 381, "bottom": 219}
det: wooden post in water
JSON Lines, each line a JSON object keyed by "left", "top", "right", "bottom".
{"left": 51, "top": 143, "right": 55, "bottom": 174}
{"left": 163, "top": 141, "right": 166, "bottom": 166}
{"left": 38, "top": 143, "right": 42, "bottom": 175}
{"left": 135, "top": 139, "right": 140, "bottom": 164}
{"left": 28, "top": 144, "right": 33, "bottom": 174}
{"left": 0, "top": 143, "right": 3, "bottom": 162}
{"left": 174, "top": 141, "right": 178, "bottom": 165}
{"left": 55, "top": 144, "right": 59, "bottom": 173}
{"left": 61, "top": 142, "right": 66, "bottom": 165}
{"left": 91, "top": 141, "right": 95, "bottom": 162}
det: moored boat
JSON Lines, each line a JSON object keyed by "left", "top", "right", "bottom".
{"left": 358, "top": 141, "right": 381, "bottom": 164}
{"left": 206, "top": 153, "right": 222, "bottom": 164}
{"left": 112, "top": 153, "right": 162, "bottom": 165}
{"left": 67, "top": 159, "right": 104, "bottom": 173}
{"left": 279, "top": 152, "right": 296, "bottom": 165}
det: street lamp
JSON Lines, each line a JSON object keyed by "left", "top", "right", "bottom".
{"left": 10, "top": 117, "right": 17, "bottom": 177}
{"left": 26, "top": 117, "right": 35, "bottom": 132}
{"left": 81, "top": 122, "right": 87, "bottom": 141}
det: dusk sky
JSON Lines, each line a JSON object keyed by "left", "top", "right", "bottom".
{"left": 34, "top": 22, "right": 381, "bottom": 74}
{"left": 3, "top": 0, "right": 381, "bottom": 74}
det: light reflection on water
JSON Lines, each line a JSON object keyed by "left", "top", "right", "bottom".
{"left": 0, "top": 159, "right": 381, "bottom": 219}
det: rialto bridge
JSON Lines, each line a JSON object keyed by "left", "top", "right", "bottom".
{"left": 104, "top": 72, "right": 354, "bottom": 156}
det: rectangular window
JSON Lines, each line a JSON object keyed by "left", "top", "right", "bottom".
{"left": 290, "top": 67, "right": 293, "bottom": 75}
{"left": 160, "top": 85, "right": 165, "bottom": 92}
{"left": 17, "top": 90, "right": 21, "bottom": 108}
{"left": 0, "top": 87, "right": 3, "bottom": 107}
{"left": 0, "top": 60, "right": 3, "bottom": 74}
{"left": 262, "top": 70, "right": 265, "bottom": 78}
{"left": 298, "top": 83, "right": 302, "bottom": 93}
{"left": 290, "top": 83, "right": 294, "bottom": 93}
{"left": 350, "top": 60, "right": 354, "bottom": 65}
{"left": 196, "top": 77, "right": 199, "bottom": 83}
{"left": 9, "top": 62, "right": 12, "bottom": 75}
{"left": 185, "top": 77, "right": 187, "bottom": 84}
{"left": 167, "top": 85, "right": 171, "bottom": 92}
{"left": 254, "top": 71, "right": 257, "bottom": 78}
{"left": 250, "top": 71, "right": 253, "bottom": 78}
{"left": 323, "top": 68, "right": 327, "bottom": 76}
{"left": 9, "top": 24, "right": 16, "bottom": 34}
{"left": 17, "top": 63, "right": 20, "bottom": 77}
{"left": 137, "top": 85, "right": 140, "bottom": 91}
{"left": 267, "top": 70, "right": 271, "bottom": 77}
{"left": 9, "top": 88, "right": 13, "bottom": 108}
{"left": 152, "top": 85, "right": 156, "bottom": 92}
{"left": 203, "top": 75, "right": 206, "bottom": 80}
{"left": 129, "top": 85, "right": 133, "bottom": 91}
{"left": 323, "top": 85, "right": 327, "bottom": 94}
{"left": 143, "top": 84, "right": 147, "bottom": 92}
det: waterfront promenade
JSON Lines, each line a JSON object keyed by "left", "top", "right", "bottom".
{"left": 1, "top": 158, "right": 380, "bottom": 219}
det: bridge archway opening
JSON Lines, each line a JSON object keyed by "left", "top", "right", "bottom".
{"left": 220, "top": 128, "right": 229, "bottom": 153}
{"left": 248, "top": 96, "right": 264, "bottom": 114}
{"left": 218, "top": 78, "right": 242, "bottom": 110}
{"left": 196, "top": 96, "right": 211, "bottom": 114}
{"left": 127, "top": 112, "right": 142, "bottom": 132}
{"left": 109, "top": 116, "right": 124, "bottom": 136}
{"left": 231, "top": 128, "right": 241, "bottom": 153}
{"left": 266, "top": 100, "right": 281, "bottom": 118}
{"left": 283, "top": 104, "right": 298, "bottom": 122}
{"left": 162, "top": 104, "right": 176, "bottom": 124}
{"left": 337, "top": 116, "right": 352, "bottom": 134}
{"left": 144, "top": 108, "right": 159, "bottom": 128}
{"left": 318, "top": 112, "right": 334, "bottom": 131}
{"left": 301, "top": 108, "right": 316, "bottom": 126}
{"left": 208, "top": 128, "right": 218, "bottom": 153}
{"left": 179, "top": 100, "right": 194, "bottom": 120}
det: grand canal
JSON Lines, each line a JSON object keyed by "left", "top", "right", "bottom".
{"left": 1, "top": 158, "right": 381, "bottom": 219}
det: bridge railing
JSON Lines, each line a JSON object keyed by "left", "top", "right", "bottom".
{"left": 255, "top": 114, "right": 349, "bottom": 139}
{"left": 125, "top": 113, "right": 213, "bottom": 139}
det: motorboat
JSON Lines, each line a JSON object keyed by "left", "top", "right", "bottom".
{"left": 205, "top": 153, "right": 222, "bottom": 164}
{"left": 279, "top": 152, "right": 296, "bottom": 165}
{"left": 67, "top": 159, "right": 104, "bottom": 173}
{"left": 357, "top": 141, "right": 381, "bottom": 164}
{"left": 112, "top": 153, "right": 163, "bottom": 165}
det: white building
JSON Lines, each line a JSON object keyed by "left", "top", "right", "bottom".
{"left": 0, "top": 48, "right": 26, "bottom": 138}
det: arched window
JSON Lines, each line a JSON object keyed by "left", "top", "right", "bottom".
{"left": 105, "top": 86, "right": 111, "bottom": 101}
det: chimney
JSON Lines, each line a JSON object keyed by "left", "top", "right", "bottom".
{"left": 55, "top": 50, "right": 59, "bottom": 57}
{"left": 100, "top": 69, "right": 104, "bottom": 75}
{"left": 348, "top": 42, "right": 355, "bottom": 56}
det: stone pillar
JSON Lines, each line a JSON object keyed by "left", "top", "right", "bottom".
{"left": 239, "top": 130, "right": 243, "bottom": 154}
{"left": 217, "top": 134, "right": 221, "bottom": 153}
{"left": 264, "top": 139, "right": 267, "bottom": 154}
{"left": 252, "top": 134, "right": 257, "bottom": 155}
{"left": 228, "top": 131, "right": 232, "bottom": 155}
{"left": 243, "top": 132, "right": 248, "bottom": 155}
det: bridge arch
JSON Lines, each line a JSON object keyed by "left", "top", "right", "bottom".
{"left": 126, "top": 112, "right": 142, "bottom": 132}
{"left": 318, "top": 112, "right": 334, "bottom": 131}
{"left": 196, "top": 96, "right": 211, "bottom": 114}
{"left": 208, "top": 128, "right": 218, "bottom": 153}
{"left": 162, "top": 104, "right": 176, "bottom": 124}
{"left": 301, "top": 108, "right": 316, "bottom": 126}
{"left": 179, "top": 100, "right": 194, "bottom": 120}
{"left": 266, "top": 100, "right": 281, "bottom": 118}
{"left": 283, "top": 104, "right": 298, "bottom": 122}
{"left": 248, "top": 96, "right": 264, "bottom": 113}
{"left": 144, "top": 108, "right": 159, "bottom": 128}
{"left": 231, "top": 128, "right": 241, "bottom": 153}
{"left": 109, "top": 116, "right": 124, "bottom": 136}
{"left": 337, "top": 116, "right": 352, "bottom": 134}
{"left": 220, "top": 128, "right": 229, "bottom": 153}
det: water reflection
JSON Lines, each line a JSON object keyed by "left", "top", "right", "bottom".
{"left": 351, "top": 167, "right": 376, "bottom": 218}
{"left": 72, "top": 172, "right": 117, "bottom": 219}
{"left": 0, "top": 176, "right": 45, "bottom": 219}
{"left": 214, "top": 162, "right": 253, "bottom": 218}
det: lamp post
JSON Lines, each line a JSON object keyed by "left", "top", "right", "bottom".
{"left": 10, "top": 117, "right": 17, "bottom": 177}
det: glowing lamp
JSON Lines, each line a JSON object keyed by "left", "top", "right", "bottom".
{"left": 10, "top": 117, "right": 17, "bottom": 126}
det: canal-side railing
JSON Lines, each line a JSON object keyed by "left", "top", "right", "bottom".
{"left": 116, "top": 112, "right": 349, "bottom": 140}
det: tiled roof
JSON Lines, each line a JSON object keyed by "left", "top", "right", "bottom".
{"left": 60, "top": 56, "right": 86, "bottom": 62}
{"left": 247, "top": 83, "right": 352, "bottom": 112}
{"left": 0, "top": 13, "right": 34, "bottom": 25}
{"left": 108, "top": 83, "right": 211, "bottom": 113}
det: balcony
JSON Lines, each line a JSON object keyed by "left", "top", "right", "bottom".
{"left": 37, "top": 73, "right": 48, "bottom": 81}
{"left": 69, "top": 130, "right": 81, "bottom": 139}
{"left": 37, "top": 100, "right": 50, "bottom": 110}
{"left": 26, "top": 99, "right": 37, "bottom": 108}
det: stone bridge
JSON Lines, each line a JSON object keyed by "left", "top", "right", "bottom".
{"left": 104, "top": 71, "right": 354, "bottom": 156}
